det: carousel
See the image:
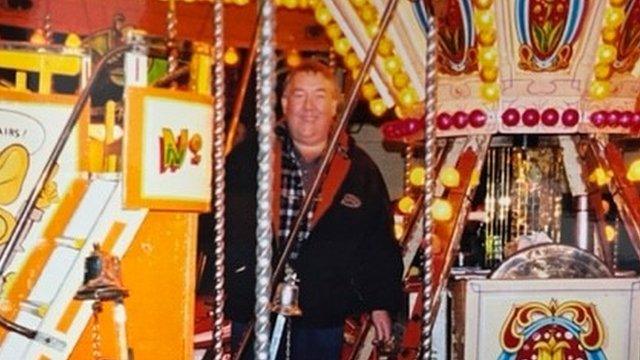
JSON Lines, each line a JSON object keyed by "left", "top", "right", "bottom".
{"left": 0, "top": 0, "right": 639, "bottom": 359}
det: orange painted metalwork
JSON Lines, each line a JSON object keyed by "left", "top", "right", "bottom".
{"left": 70, "top": 211, "right": 198, "bottom": 359}
{"left": 0, "top": 178, "right": 89, "bottom": 342}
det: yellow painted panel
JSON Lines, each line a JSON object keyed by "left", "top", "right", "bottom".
{"left": 70, "top": 211, "right": 197, "bottom": 360}
{"left": 0, "top": 50, "right": 82, "bottom": 76}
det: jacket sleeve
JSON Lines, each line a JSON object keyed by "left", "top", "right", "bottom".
{"left": 354, "top": 163, "right": 404, "bottom": 314}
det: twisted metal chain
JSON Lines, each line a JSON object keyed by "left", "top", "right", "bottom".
{"left": 421, "top": 13, "right": 437, "bottom": 360}
{"left": 44, "top": 14, "right": 52, "bottom": 45}
{"left": 166, "top": 0, "right": 178, "bottom": 73}
{"left": 91, "top": 302, "right": 102, "bottom": 360}
{"left": 404, "top": 145, "right": 414, "bottom": 194}
{"left": 212, "top": 0, "right": 227, "bottom": 359}
{"left": 254, "top": 0, "right": 276, "bottom": 359}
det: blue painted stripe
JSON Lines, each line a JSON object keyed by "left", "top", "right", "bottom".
{"left": 413, "top": 1, "right": 429, "bottom": 35}
{"left": 461, "top": 0, "right": 475, "bottom": 45}
{"left": 516, "top": 0, "right": 530, "bottom": 45}
{"left": 561, "top": 0, "right": 585, "bottom": 45}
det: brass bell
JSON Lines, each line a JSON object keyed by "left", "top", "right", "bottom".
{"left": 271, "top": 269, "right": 302, "bottom": 317}
{"left": 75, "top": 244, "right": 129, "bottom": 301}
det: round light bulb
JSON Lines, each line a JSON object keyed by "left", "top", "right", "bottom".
{"left": 286, "top": 49, "right": 302, "bottom": 68}
{"left": 439, "top": 166, "right": 461, "bottom": 188}
{"left": 314, "top": 6, "right": 333, "bottom": 25}
{"left": 398, "top": 87, "right": 418, "bottom": 108}
{"left": 398, "top": 196, "right": 416, "bottom": 214}
{"left": 604, "top": 225, "right": 617, "bottom": 242}
{"left": 360, "top": 82, "right": 378, "bottom": 101}
{"left": 224, "top": 47, "right": 240, "bottom": 66}
{"left": 326, "top": 23, "right": 342, "bottom": 40}
{"left": 409, "top": 166, "right": 425, "bottom": 187}
{"left": 377, "top": 38, "right": 394, "bottom": 57}
{"left": 384, "top": 55, "right": 402, "bottom": 75}
{"left": 627, "top": 159, "right": 640, "bottom": 182}
{"left": 393, "top": 71, "right": 410, "bottom": 89}
{"left": 589, "top": 81, "right": 611, "bottom": 100}
{"left": 480, "top": 82, "right": 500, "bottom": 102}
{"left": 334, "top": 37, "right": 351, "bottom": 56}
{"left": 369, "top": 98, "right": 387, "bottom": 117}
{"left": 432, "top": 198, "right": 454, "bottom": 222}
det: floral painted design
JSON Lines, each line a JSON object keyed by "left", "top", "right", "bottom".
{"left": 429, "top": 0, "right": 478, "bottom": 75}
{"left": 516, "top": 0, "right": 588, "bottom": 71}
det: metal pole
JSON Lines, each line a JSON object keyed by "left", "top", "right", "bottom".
{"left": 212, "top": 0, "right": 227, "bottom": 358}
{"left": 575, "top": 195, "right": 591, "bottom": 251}
{"left": 421, "top": 13, "right": 437, "bottom": 359}
{"left": 254, "top": 0, "right": 277, "bottom": 358}
{"left": 225, "top": 19, "right": 261, "bottom": 156}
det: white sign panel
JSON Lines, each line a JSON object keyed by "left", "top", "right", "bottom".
{"left": 123, "top": 87, "right": 212, "bottom": 212}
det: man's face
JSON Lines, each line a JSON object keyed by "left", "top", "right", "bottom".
{"left": 282, "top": 71, "right": 338, "bottom": 149}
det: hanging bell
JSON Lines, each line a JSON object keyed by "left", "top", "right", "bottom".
{"left": 271, "top": 270, "right": 302, "bottom": 317}
{"left": 75, "top": 244, "right": 129, "bottom": 302}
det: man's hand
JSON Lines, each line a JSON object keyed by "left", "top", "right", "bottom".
{"left": 371, "top": 310, "right": 392, "bottom": 343}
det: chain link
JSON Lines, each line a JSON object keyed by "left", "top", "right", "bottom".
{"left": 91, "top": 302, "right": 103, "bottom": 360}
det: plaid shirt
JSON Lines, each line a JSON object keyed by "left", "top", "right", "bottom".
{"left": 278, "top": 133, "right": 317, "bottom": 263}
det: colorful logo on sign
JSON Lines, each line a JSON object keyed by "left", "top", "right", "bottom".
{"left": 159, "top": 128, "right": 202, "bottom": 173}
{"left": 498, "top": 299, "right": 607, "bottom": 360}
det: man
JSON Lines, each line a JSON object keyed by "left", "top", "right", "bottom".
{"left": 223, "top": 60, "right": 403, "bottom": 359}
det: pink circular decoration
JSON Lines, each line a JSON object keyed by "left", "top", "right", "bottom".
{"left": 619, "top": 111, "right": 633, "bottom": 128}
{"left": 522, "top": 108, "right": 540, "bottom": 127}
{"left": 453, "top": 111, "right": 469, "bottom": 129}
{"left": 436, "top": 112, "right": 453, "bottom": 130}
{"left": 405, "top": 118, "right": 420, "bottom": 132}
{"left": 469, "top": 109, "right": 487, "bottom": 128}
{"left": 607, "top": 110, "right": 621, "bottom": 127}
{"left": 541, "top": 108, "right": 559, "bottom": 126}
{"left": 631, "top": 112, "right": 640, "bottom": 128}
{"left": 502, "top": 108, "right": 520, "bottom": 127}
{"left": 561, "top": 108, "right": 580, "bottom": 127}
{"left": 590, "top": 111, "right": 606, "bottom": 127}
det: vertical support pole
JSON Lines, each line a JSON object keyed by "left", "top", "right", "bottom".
{"left": 124, "top": 31, "right": 148, "bottom": 87}
{"left": 212, "top": 1, "right": 227, "bottom": 359}
{"left": 166, "top": 0, "right": 178, "bottom": 73}
{"left": 421, "top": 13, "right": 437, "bottom": 360}
{"left": 254, "top": 0, "right": 276, "bottom": 359}
{"left": 575, "top": 195, "right": 592, "bottom": 251}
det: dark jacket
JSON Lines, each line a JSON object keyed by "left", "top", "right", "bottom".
{"left": 221, "top": 130, "right": 403, "bottom": 327}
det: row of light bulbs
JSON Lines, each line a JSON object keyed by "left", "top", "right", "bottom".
{"left": 223, "top": 46, "right": 302, "bottom": 68}
{"left": 588, "top": 159, "right": 640, "bottom": 242}
{"left": 473, "top": 0, "right": 500, "bottom": 103}
{"left": 393, "top": 164, "right": 480, "bottom": 240}
{"left": 314, "top": 0, "right": 424, "bottom": 117}
{"left": 313, "top": 1, "right": 386, "bottom": 117}
{"left": 589, "top": 0, "right": 626, "bottom": 100}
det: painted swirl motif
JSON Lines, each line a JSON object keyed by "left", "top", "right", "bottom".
{"left": 613, "top": 0, "right": 640, "bottom": 72}
{"left": 516, "top": 0, "right": 587, "bottom": 71}
{"left": 498, "top": 300, "right": 607, "bottom": 360}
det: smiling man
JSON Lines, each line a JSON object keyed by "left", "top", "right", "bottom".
{"left": 222, "top": 60, "right": 403, "bottom": 359}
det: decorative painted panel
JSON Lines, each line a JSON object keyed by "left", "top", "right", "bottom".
{"left": 613, "top": 0, "right": 640, "bottom": 73}
{"left": 516, "top": 0, "right": 588, "bottom": 71}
